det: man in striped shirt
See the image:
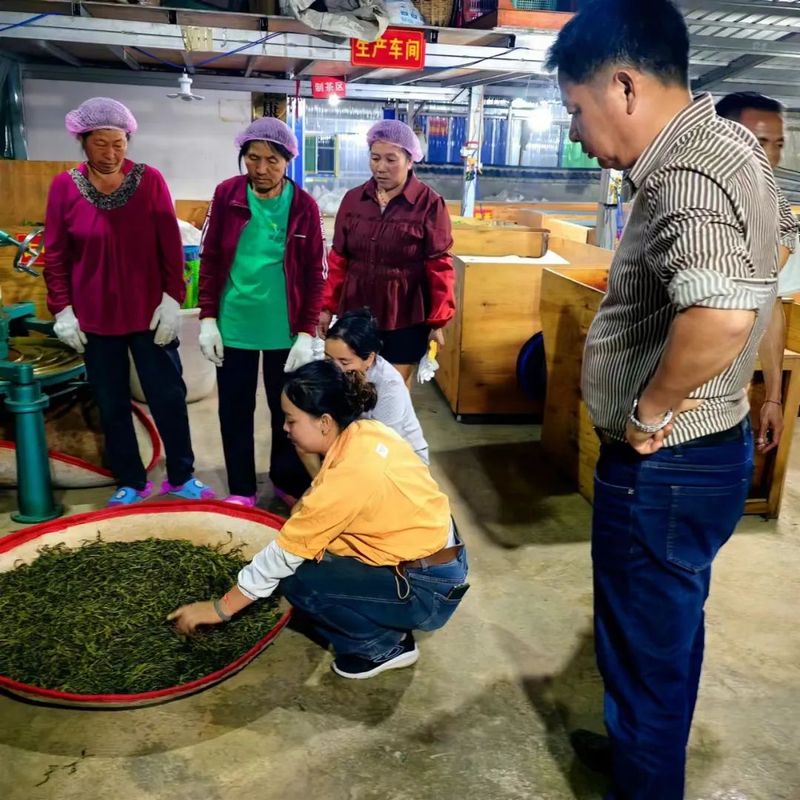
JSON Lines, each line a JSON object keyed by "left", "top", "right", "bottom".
{"left": 546, "top": 2, "right": 780, "bottom": 798}
{"left": 716, "top": 91, "right": 799, "bottom": 456}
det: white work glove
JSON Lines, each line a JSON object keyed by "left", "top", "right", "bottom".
{"left": 284, "top": 332, "right": 315, "bottom": 373}
{"left": 53, "top": 306, "right": 87, "bottom": 354}
{"left": 199, "top": 318, "right": 224, "bottom": 367}
{"left": 417, "top": 341, "right": 440, "bottom": 384}
{"left": 311, "top": 335, "right": 325, "bottom": 361}
{"left": 149, "top": 292, "right": 181, "bottom": 346}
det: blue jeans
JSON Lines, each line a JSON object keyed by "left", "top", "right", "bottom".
{"left": 281, "top": 538, "right": 468, "bottom": 659}
{"left": 592, "top": 420, "right": 752, "bottom": 800}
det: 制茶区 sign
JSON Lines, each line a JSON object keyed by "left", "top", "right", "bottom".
{"left": 311, "top": 77, "right": 347, "bottom": 98}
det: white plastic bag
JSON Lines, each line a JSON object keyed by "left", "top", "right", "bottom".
{"left": 778, "top": 233, "right": 800, "bottom": 297}
{"left": 384, "top": 0, "right": 425, "bottom": 25}
{"left": 417, "top": 341, "right": 439, "bottom": 384}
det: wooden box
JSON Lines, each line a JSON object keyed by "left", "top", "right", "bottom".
{"left": 435, "top": 253, "right": 546, "bottom": 417}
{"left": 434, "top": 239, "right": 613, "bottom": 417}
{"left": 452, "top": 223, "right": 550, "bottom": 258}
{"left": 515, "top": 209, "right": 590, "bottom": 245}
{"left": 175, "top": 199, "right": 210, "bottom": 229}
{"left": 0, "top": 161, "right": 77, "bottom": 227}
{"left": 540, "top": 267, "right": 800, "bottom": 518}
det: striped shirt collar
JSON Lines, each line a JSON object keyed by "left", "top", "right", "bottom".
{"left": 628, "top": 93, "right": 716, "bottom": 191}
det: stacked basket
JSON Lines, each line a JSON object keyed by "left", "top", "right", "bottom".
{"left": 414, "top": 0, "right": 455, "bottom": 26}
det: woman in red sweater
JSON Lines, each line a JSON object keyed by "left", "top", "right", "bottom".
{"left": 320, "top": 120, "right": 455, "bottom": 385}
{"left": 197, "top": 117, "right": 327, "bottom": 508}
{"left": 44, "top": 97, "right": 214, "bottom": 507}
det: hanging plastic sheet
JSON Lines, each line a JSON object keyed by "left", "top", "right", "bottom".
{"left": 280, "top": 0, "right": 390, "bottom": 41}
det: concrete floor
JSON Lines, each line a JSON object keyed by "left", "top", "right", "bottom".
{"left": 1, "top": 383, "right": 798, "bottom": 800}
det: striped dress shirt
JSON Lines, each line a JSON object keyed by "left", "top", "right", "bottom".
{"left": 583, "top": 94, "right": 782, "bottom": 444}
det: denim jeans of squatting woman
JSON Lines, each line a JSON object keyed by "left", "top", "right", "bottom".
{"left": 592, "top": 418, "right": 752, "bottom": 800}
{"left": 281, "top": 536, "right": 468, "bottom": 660}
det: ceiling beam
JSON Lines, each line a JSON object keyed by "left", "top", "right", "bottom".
{"left": 691, "top": 33, "right": 800, "bottom": 59}
{"left": 439, "top": 70, "right": 542, "bottom": 88}
{"left": 293, "top": 60, "right": 317, "bottom": 77}
{"left": 692, "top": 53, "right": 770, "bottom": 91}
{"left": 37, "top": 40, "right": 83, "bottom": 67}
{"left": 244, "top": 55, "right": 258, "bottom": 77}
{"left": 692, "top": 31, "right": 800, "bottom": 91}
{"left": 20, "top": 63, "right": 474, "bottom": 103}
{"left": 346, "top": 68, "right": 381, "bottom": 83}
{"left": 702, "top": 80, "right": 800, "bottom": 99}
{"left": 0, "top": 12, "right": 549, "bottom": 77}
{"left": 393, "top": 70, "right": 431, "bottom": 86}
{"left": 107, "top": 45, "right": 140, "bottom": 70}
{"left": 681, "top": 0, "right": 800, "bottom": 19}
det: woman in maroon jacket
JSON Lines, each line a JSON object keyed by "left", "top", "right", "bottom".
{"left": 45, "top": 97, "right": 214, "bottom": 507}
{"left": 198, "top": 117, "right": 326, "bottom": 508}
{"left": 320, "top": 120, "right": 455, "bottom": 385}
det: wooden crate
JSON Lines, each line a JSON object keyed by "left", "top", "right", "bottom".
{"left": 466, "top": 4, "right": 573, "bottom": 30}
{"left": 175, "top": 199, "right": 210, "bottom": 229}
{"left": 452, "top": 224, "right": 549, "bottom": 258}
{"left": 0, "top": 160, "right": 77, "bottom": 227}
{"left": 540, "top": 267, "right": 800, "bottom": 518}
{"left": 515, "top": 209, "right": 590, "bottom": 244}
{"left": 435, "top": 254, "right": 545, "bottom": 416}
{"left": 435, "top": 239, "right": 612, "bottom": 417}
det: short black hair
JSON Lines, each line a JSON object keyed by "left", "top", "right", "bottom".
{"left": 545, "top": 0, "right": 689, "bottom": 87}
{"left": 238, "top": 139, "right": 293, "bottom": 171}
{"left": 327, "top": 309, "right": 382, "bottom": 360}
{"left": 715, "top": 92, "right": 784, "bottom": 122}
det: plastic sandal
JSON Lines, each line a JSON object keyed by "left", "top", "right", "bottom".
{"left": 107, "top": 481, "right": 153, "bottom": 507}
{"left": 223, "top": 495, "right": 257, "bottom": 508}
{"left": 273, "top": 486, "right": 298, "bottom": 508}
{"left": 160, "top": 477, "right": 216, "bottom": 501}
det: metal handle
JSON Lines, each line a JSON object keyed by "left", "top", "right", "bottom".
{"left": 13, "top": 227, "right": 45, "bottom": 277}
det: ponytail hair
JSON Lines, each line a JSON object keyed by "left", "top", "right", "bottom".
{"left": 327, "top": 308, "right": 382, "bottom": 360}
{"left": 284, "top": 360, "right": 377, "bottom": 429}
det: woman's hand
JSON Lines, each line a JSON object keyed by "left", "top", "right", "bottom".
{"left": 429, "top": 328, "right": 446, "bottom": 347}
{"left": 167, "top": 601, "right": 224, "bottom": 635}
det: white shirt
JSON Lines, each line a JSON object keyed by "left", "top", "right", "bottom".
{"left": 365, "top": 356, "right": 429, "bottom": 463}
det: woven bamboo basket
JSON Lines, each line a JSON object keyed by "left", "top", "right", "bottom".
{"left": 414, "top": 0, "right": 455, "bottom": 26}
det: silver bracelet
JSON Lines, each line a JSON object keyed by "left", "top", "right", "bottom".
{"left": 213, "top": 598, "right": 232, "bottom": 622}
{"left": 629, "top": 398, "right": 674, "bottom": 434}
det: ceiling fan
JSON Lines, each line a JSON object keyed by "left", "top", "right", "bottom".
{"left": 167, "top": 72, "right": 205, "bottom": 102}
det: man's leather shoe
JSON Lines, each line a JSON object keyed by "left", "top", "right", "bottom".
{"left": 570, "top": 729, "right": 612, "bottom": 776}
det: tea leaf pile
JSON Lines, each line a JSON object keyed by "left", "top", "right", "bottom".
{"left": 0, "top": 536, "right": 282, "bottom": 694}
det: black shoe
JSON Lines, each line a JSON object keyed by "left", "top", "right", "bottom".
{"left": 570, "top": 729, "right": 612, "bottom": 776}
{"left": 332, "top": 634, "right": 419, "bottom": 680}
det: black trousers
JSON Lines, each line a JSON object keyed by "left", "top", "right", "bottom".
{"left": 83, "top": 332, "right": 195, "bottom": 490}
{"left": 216, "top": 347, "right": 311, "bottom": 498}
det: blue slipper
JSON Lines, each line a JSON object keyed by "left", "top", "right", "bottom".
{"left": 107, "top": 481, "right": 153, "bottom": 507}
{"left": 160, "top": 477, "right": 216, "bottom": 501}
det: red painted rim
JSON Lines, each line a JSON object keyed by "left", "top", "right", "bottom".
{"left": 0, "top": 403, "right": 162, "bottom": 478}
{"left": 0, "top": 501, "right": 290, "bottom": 707}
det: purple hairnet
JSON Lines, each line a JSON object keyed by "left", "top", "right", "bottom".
{"left": 234, "top": 117, "right": 298, "bottom": 158}
{"left": 64, "top": 97, "right": 138, "bottom": 136}
{"left": 367, "top": 120, "right": 423, "bottom": 162}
